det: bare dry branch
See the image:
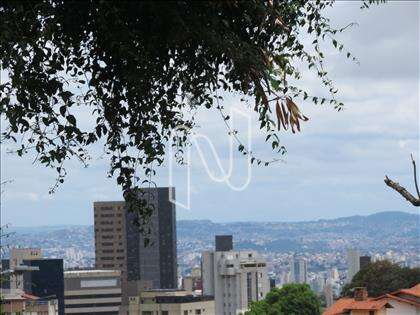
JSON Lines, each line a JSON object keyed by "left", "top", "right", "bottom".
{"left": 411, "top": 154, "right": 420, "bottom": 199}
{"left": 384, "top": 176, "right": 420, "bottom": 207}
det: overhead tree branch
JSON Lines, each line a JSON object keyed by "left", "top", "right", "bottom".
{"left": 384, "top": 155, "right": 420, "bottom": 207}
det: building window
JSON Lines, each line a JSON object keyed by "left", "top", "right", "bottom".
{"left": 195, "top": 310, "right": 201, "bottom": 314}
{"left": 103, "top": 264, "right": 115, "bottom": 268}
{"left": 101, "top": 257, "right": 113, "bottom": 261}
{"left": 247, "top": 272, "right": 252, "bottom": 305}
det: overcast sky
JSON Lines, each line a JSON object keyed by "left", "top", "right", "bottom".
{"left": 1, "top": 1, "right": 419, "bottom": 226}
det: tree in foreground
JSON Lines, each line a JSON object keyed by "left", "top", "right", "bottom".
{"left": 245, "top": 283, "right": 321, "bottom": 315}
{"left": 342, "top": 260, "right": 420, "bottom": 297}
{"left": 0, "top": 1, "right": 382, "bottom": 224}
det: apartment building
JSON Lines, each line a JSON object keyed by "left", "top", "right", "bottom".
{"left": 94, "top": 201, "right": 127, "bottom": 272}
{"left": 202, "top": 236, "right": 269, "bottom": 315}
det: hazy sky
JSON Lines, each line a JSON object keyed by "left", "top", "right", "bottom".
{"left": 1, "top": 1, "right": 419, "bottom": 226}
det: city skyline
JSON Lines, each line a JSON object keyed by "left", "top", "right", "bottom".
{"left": 1, "top": 1, "right": 418, "bottom": 314}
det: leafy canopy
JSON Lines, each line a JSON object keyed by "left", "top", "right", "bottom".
{"left": 0, "top": 1, "right": 382, "bottom": 221}
{"left": 245, "top": 283, "right": 321, "bottom": 315}
{"left": 342, "top": 260, "right": 420, "bottom": 297}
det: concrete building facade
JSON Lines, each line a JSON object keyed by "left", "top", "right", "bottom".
{"left": 202, "top": 236, "right": 269, "bottom": 315}
{"left": 128, "top": 290, "right": 214, "bottom": 315}
{"left": 94, "top": 201, "right": 127, "bottom": 272}
{"left": 347, "top": 249, "right": 361, "bottom": 282}
{"left": 64, "top": 269, "right": 122, "bottom": 315}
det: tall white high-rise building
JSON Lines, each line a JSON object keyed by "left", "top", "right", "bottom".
{"left": 323, "top": 282, "right": 334, "bottom": 308}
{"left": 347, "top": 249, "right": 360, "bottom": 282}
{"left": 329, "top": 267, "right": 340, "bottom": 282}
{"left": 201, "top": 236, "right": 270, "bottom": 315}
{"left": 310, "top": 273, "right": 326, "bottom": 293}
{"left": 290, "top": 258, "right": 308, "bottom": 284}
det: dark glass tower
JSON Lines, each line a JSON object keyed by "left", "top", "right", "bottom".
{"left": 23, "top": 259, "right": 65, "bottom": 315}
{"left": 125, "top": 187, "right": 177, "bottom": 292}
{"left": 94, "top": 187, "right": 177, "bottom": 306}
{"left": 359, "top": 256, "right": 371, "bottom": 270}
{"left": 215, "top": 235, "right": 233, "bottom": 252}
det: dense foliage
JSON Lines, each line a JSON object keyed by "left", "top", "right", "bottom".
{"left": 342, "top": 260, "right": 420, "bottom": 297}
{"left": 245, "top": 283, "right": 321, "bottom": 315}
{"left": 0, "top": 1, "right": 382, "bottom": 224}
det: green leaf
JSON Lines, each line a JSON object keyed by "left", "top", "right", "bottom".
{"left": 67, "top": 115, "right": 76, "bottom": 126}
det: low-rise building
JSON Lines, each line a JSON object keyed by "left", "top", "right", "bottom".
{"left": 64, "top": 269, "right": 122, "bottom": 315}
{"left": 128, "top": 289, "right": 214, "bottom": 315}
{"left": 323, "top": 284, "right": 420, "bottom": 315}
{"left": 1, "top": 248, "right": 64, "bottom": 315}
{"left": 1, "top": 289, "right": 59, "bottom": 315}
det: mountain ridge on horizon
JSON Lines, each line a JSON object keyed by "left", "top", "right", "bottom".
{"left": 6, "top": 210, "right": 418, "bottom": 260}
{"left": 7, "top": 210, "right": 418, "bottom": 230}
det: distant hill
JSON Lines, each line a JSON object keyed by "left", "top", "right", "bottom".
{"left": 176, "top": 211, "right": 419, "bottom": 252}
{"left": 319, "top": 211, "right": 418, "bottom": 224}
{"left": 6, "top": 211, "right": 419, "bottom": 255}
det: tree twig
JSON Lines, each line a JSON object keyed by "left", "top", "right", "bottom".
{"left": 411, "top": 154, "right": 420, "bottom": 199}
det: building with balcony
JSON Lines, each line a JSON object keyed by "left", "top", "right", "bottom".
{"left": 201, "top": 235, "right": 269, "bottom": 315}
